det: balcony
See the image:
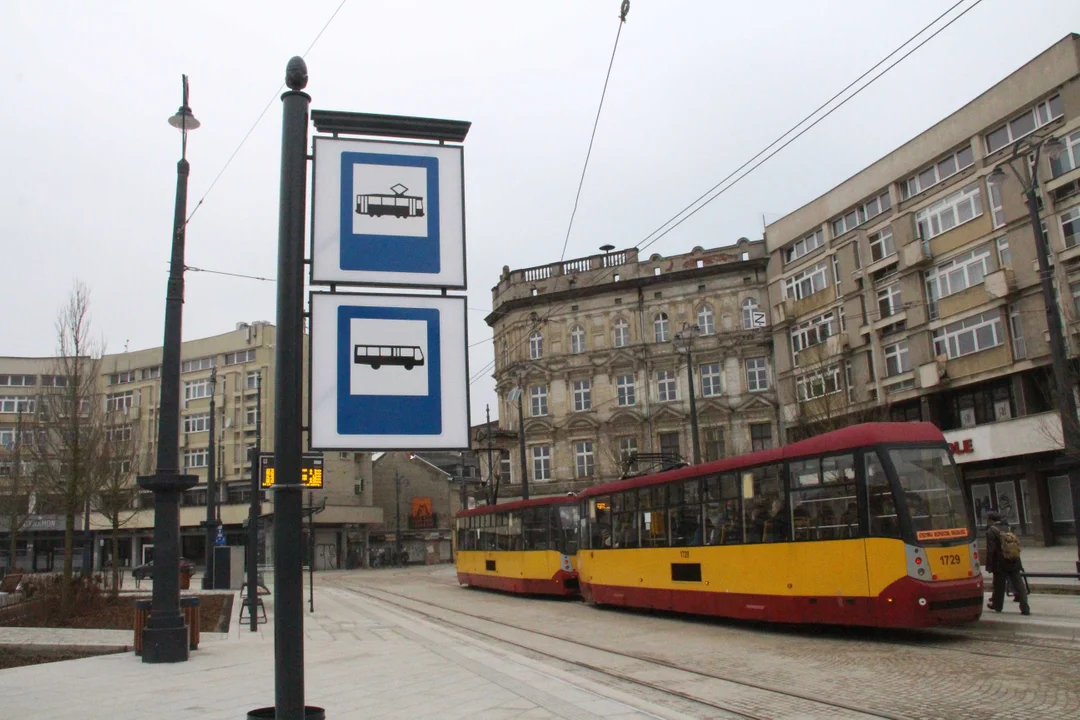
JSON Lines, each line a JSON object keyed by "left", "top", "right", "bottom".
{"left": 902, "top": 240, "right": 931, "bottom": 267}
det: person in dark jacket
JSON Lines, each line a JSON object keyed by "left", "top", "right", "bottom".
{"left": 984, "top": 511, "right": 1031, "bottom": 615}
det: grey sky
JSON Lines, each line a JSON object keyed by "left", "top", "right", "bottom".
{"left": 3, "top": 1, "right": 1079, "bottom": 425}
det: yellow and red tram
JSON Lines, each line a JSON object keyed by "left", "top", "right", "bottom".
{"left": 577, "top": 423, "right": 982, "bottom": 628}
{"left": 455, "top": 495, "right": 580, "bottom": 596}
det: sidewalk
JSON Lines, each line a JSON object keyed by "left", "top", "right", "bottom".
{"left": 0, "top": 580, "right": 693, "bottom": 720}
{"left": 981, "top": 543, "right": 1079, "bottom": 593}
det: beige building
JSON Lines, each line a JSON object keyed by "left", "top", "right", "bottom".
{"left": 764, "top": 34, "right": 1080, "bottom": 543}
{"left": 478, "top": 241, "right": 779, "bottom": 498}
{"left": 0, "top": 322, "right": 382, "bottom": 573}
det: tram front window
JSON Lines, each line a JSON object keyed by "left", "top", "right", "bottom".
{"left": 889, "top": 447, "right": 968, "bottom": 539}
{"left": 557, "top": 505, "right": 580, "bottom": 555}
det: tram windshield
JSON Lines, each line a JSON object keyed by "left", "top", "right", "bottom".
{"left": 889, "top": 447, "right": 968, "bottom": 540}
{"left": 557, "top": 505, "right": 581, "bottom": 555}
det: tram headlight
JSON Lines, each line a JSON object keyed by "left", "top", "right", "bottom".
{"left": 918, "top": 598, "right": 927, "bottom": 607}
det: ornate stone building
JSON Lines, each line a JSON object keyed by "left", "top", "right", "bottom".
{"left": 478, "top": 241, "right": 778, "bottom": 499}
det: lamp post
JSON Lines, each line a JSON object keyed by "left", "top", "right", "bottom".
{"left": 672, "top": 323, "right": 702, "bottom": 465}
{"left": 988, "top": 133, "right": 1080, "bottom": 572}
{"left": 202, "top": 367, "right": 217, "bottom": 589}
{"left": 507, "top": 383, "right": 529, "bottom": 501}
{"left": 135, "top": 74, "right": 201, "bottom": 663}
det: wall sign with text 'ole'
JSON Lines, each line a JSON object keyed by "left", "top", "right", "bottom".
{"left": 259, "top": 453, "right": 325, "bottom": 489}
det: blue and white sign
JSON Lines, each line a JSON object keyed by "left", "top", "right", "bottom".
{"left": 311, "top": 137, "right": 466, "bottom": 288}
{"left": 310, "top": 292, "right": 469, "bottom": 450}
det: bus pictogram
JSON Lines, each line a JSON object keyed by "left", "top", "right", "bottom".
{"left": 355, "top": 183, "right": 425, "bottom": 219}
{"left": 353, "top": 344, "right": 425, "bottom": 371}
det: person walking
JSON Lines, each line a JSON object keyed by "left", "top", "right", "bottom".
{"left": 985, "top": 511, "right": 1031, "bottom": 616}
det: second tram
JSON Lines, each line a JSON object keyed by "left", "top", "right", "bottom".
{"left": 576, "top": 423, "right": 982, "bottom": 628}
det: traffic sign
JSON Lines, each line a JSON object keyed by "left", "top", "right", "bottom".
{"left": 311, "top": 137, "right": 465, "bottom": 289}
{"left": 215, "top": 526, "right": 226, "bottom": 546}
{"left": 309, "top": 292, "right": 469, "bottom": 450}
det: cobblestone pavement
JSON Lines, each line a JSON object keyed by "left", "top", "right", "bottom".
{"left": 328, "top": 566, "right": 1080, "bottom": 720}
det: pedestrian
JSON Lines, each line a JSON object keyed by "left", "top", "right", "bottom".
{"left": 984, "top": 511, "right": 1031, "bottom": 616}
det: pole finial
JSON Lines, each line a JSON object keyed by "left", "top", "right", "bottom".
{"left": 285, "top": 56, "right": 308, "bottom": 91}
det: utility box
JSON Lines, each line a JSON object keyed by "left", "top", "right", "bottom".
{"left": 213, "top": 546, "right": 245, "bottom": 590}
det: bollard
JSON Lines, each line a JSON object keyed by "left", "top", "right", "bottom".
{"left": 134, "top": 600, "right": 152, "bottom": 656}
{"left": 180, "top": 597, "right": 200, "bottom": 650}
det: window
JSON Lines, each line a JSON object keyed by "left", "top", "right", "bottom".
{"left": 742, "top": 298, "right": 760, "bottom": 329}
{"left": 845, "top": 360, "right": 855, "bottom": 403}
{"left": 616, "top": 374, "right": 636, "bottom": 406}
{"left": 745, "top": 357, "right": 768, "bottom": 392}
{"left": 868, "top": 228, "right": 895, "bottom": 263}
{"left": 796, "top": 365, "right": 841, "bottom": 402}
{"left": 925, "top": 246, "right": 992, "bottom": 317}
{"left": 790, "top": 455, "right": 859, "bottom": 541}
{"left": 988, "top": 180, "right": 1006, "bottom": 229}
{"left": 572, "top": 379, "right": 591, "bottom": 411}
{"left": 184, "top": 379, "right": 211, "bottom": 401}
{"left": 831, "top": 190, "right": 891, "bottom": 237}
{"left": 834, "top": 209, "right": 859, "bottom": 236}
{"left": 105, "top": 391, "right": 135, "bottom": 412}
{"left": 105, "top": 425, "right": 132, "bottom": 442}
{"left": 40, "top": 375, "right": 67, "bottom": 387}
{"left": 750, "top": 423, "right": 772, "bottom": 451}
{"left": 700, "top": 362, "right": 722, "bottom": 397}
{"left": 183, "top": 413, "right": 210, "bottom": 434}
{"left": 0, "top": 375, "right": 36, "bottom": 387}
{"left": 575, "top": 441, "right": 595, "bottom": 478}
{"left": 183, "top": 449, "right": 208, "bottom": 469}
{"left": 0, "top": 397, "right": 34, "bottom": 414}
{"left": 790, "top": 311, "right": 834, "bottom": 363}
{"left": 996, "top": 236, "right": 1010, "bottom": 266}
{"left": 783, "top": 262, "right": 828, "bottom": 300}
{"left": 1051, "top": 129, "right": 1080, "bottom": 178}
{"left": 1009, "top": 304, "right": 1026, "bottom": 360}
{"left": 1061, "top": 208, "right": 1080, "bottom": 249}
{"left": 703, "top": 427, "right": 725, "bottom": 462}
{"left": 697, "top": 305, "right": 715, "bottom": 335}
{"left": 657, "top": 370, "right": 677, "bottom": 402}
{"left": 141, "top": 366, "right": 160, "bottom": 381}
{"left": 831, "top": 254, "right": 841, "bottom": 298}
{"left": 884, "top": 341, "right": 910, "bottom": 377}
{"left": 932, "top": 311, "right": 1003, "bottom": 359}
{"left": 619, "top": 437, "right": 638, "bottom": 471}
{"left": 612, "top": 318, "right": 629, "bottom": 348}
{"left": 570, "top": 325, "right": 586, "bottom": 354}
{"left": 224, "top": 349, "right": 256, "bottom": 365}
{"left": 530, "top": 385, "right": 548, "bottom": 416}
{"left": 1073, "top": 281, "right": 1080, "bottom": 318}
{"left": 985, "top": 95, "right": 1064, "bottom": 154}
{"left": 784, "top": 228, "right": 825, "bottom": 263}
{"left": 653, "top": 313, "right": 670, "bottom": 343}
{"left": 181, "top": 357, "right": 215, "bottom": 373}
{"left": 108, "top": 371, "right": 135, "bottom": 385}
{"left": 877, "top": 284, "right": 903, "bottom": 319}
{"left": 531, "top": 446, "right": 551, "bottom": 481}
{"left": 499, "top": 456, "right": 512, "bottom": 485}
{"left": 915, "top": 184, "right": 983, "bottom": 241}
{"left": 659, "top": 432, "right": 680, "bottom": 460}
{"left": 901, "top": 146, "right": 975, "bottom": 199}
{"left": 246, "top": 371, "right": 260, "bottom": 390}
{"left": 529, "top": 332, "right": 543, "bottom": 359}
{"left": 246, "top": 406, "right": 258, "bottom": 426}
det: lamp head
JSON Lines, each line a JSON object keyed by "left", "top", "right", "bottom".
{"left": 987, "top": 166, "right": 1008, "bottom": 189}
{"left": 1043, "top": 137, "right": 1066, "bottom": 162}
{"left": 168, "top": 106, "right": 200, "bottom": 131}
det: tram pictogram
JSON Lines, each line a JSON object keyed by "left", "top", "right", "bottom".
{"left": 355, "top": 183, "right": 425, "bottom": 219}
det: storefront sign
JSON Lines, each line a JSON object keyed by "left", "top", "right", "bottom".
{"left": 948, "top": 439, "right": 974, "bottom": 455}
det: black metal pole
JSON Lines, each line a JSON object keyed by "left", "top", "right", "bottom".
{"left": 136, "top": 74, "right": 199, "bottom": 664}
{"left": 395, "top": 472, "right": 403, "bottom": 566}
{"left": 686, "top": 342, "right": 701, "bottom": 465}
{"left": 485, "top": 405, "right": 495, "bottom": 505}
{"left": 247, "top": 373, "right": 262, "bottom": 632}
{"left": 1025, "top": 172, "right": 1080, "bottom": 573}
{"left": 271, "top": 56, "right": 311, "bottom": 720}
{"left": 202, "top": 367, "right": 217, "bottom": 589}
{"left": 308, "top": 490, "right": 315, "bottom": 613}
{"left": 517, "top": 390, "right": 529, "bottom": 500}
{"left": 81, "top": 497, "right": 92, "bottom": 576}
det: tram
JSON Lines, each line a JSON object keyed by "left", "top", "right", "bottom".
{"left": 455, "top": 495, "right": 580, "bottom": 596}
{"left": 577, "top": 423, "right": 983, "bottom": 628}
{"left": 355, "top": 188, "right": 425, "bottom": 218}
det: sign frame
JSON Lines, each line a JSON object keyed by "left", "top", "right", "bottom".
{"left": 308, "top": 291, "right": 471, "bottom": 452}
{"left": 310, "top": 136, "right": 467, "bottom": 290}
{"left": 259, "top": 452, "right": 326, "bottom": 489}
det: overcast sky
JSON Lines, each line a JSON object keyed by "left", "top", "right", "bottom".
{"left": 3, "top": 1, "right": 1079, "bottom": 425}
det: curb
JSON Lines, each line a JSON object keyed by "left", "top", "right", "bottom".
{"left": 0, "top": 642, "right": 131, "bottom": 654}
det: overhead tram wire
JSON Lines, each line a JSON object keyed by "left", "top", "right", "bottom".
{"left": 554, "top": 0, "right": 630, "bottom": 274}
{"left": 183, "top": 0, "right": 351, "bottom": 227}
{"left": 466, "top": 0, "right": 986, "bottom": 389}
{"left": 635, "top": 0, "right": 986, "bottom": 256}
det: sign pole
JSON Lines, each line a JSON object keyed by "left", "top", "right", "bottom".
{"left": 308, "top": 490, "right": 315, "bottom": 613}
{"left": 270, "top": 56, "right": 315, "bottom": 720}
{"left": 247, "top": 373, "right": 262, "bottom": 633}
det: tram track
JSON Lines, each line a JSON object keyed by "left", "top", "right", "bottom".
{"left": 328, "top": 577, "right": 903, "bottom": 720}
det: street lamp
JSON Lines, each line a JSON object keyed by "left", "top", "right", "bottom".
{"left": 672, "top": 323, "right": 702, "bottom": 465}
{"left": 507, "top": 384, "right": 529, "bottom": 500}
{"left": 987, "top": 132, "right": 1080, "bottom": 572}
{"left": 135, "top": 75, "right": 200, "bottom": 663}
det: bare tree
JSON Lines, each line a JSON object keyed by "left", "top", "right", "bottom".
{"left": 0, "top": 409, "right": 37, "bottom": 574}
{"left": 28, "top": 282, "right": 107, "bottom": 617}
{"left": 783, "top": 345, "right": 887, "bottom": 443}
{"left": 91, "top": 410, "right": 141, "bottom": 596}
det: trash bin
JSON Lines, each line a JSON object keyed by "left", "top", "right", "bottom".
{"left": 247, "top": 707, "right": 325, "bottom": 719}
{"left": 133, "top": 599, "right": 152, "bottom": 656}
{"left": 180, "top": 597, "right": 200, "bottom": 650}
{"left": 179, "top": 567, "right": 193, "bottom": 590}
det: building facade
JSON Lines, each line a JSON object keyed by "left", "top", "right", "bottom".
{"left": 479, "top": 241, "right": 779, "bottom": 498}
{"left": 0, "top": 322, "right": 383, "bottom": 574}
{"left": 369, "top": 452, "right": 462, "bottom": 564}
{"left": 764, "top": 34, "right": 1080, "bottom": 543}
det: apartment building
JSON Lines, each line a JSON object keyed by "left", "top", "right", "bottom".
{"left": 478, "top": 241, "right": 779, "bottom": 498}
{"left": 765, "top": 34, "right": 1080, "bottom": 544}
{"left": 0, "top": 322, "right": 383, "bottom": 573}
